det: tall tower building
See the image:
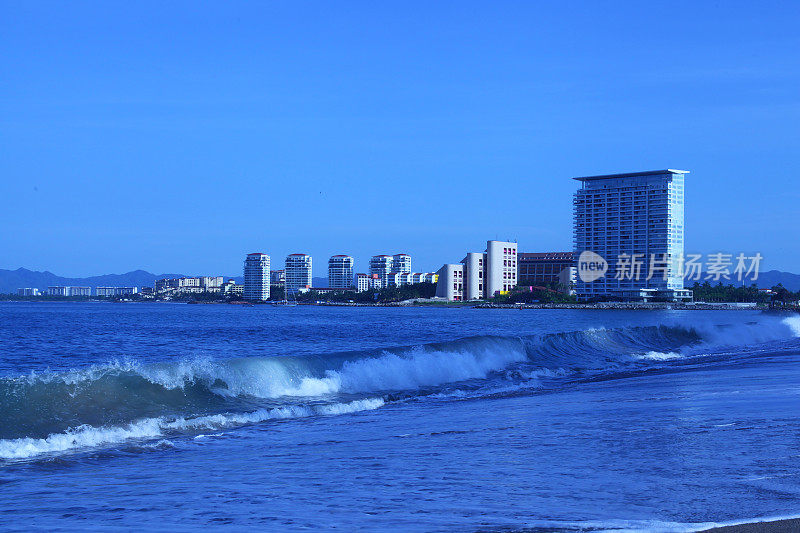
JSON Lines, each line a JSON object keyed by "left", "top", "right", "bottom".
{"left": 369, "top": 255, "right": 394, "bottom": 287}
{"left": 328, "top": 255, "right": 354, "bottom": 289}
{"left": 391, "top": 254, "right": 412, "bottom": 274}
{"left": 461, "top": 252, "right": 484, "bottom": 300}
{"left": 573, "top": 169, "right": 690, "bottom": 301}
{"left": 243, "top": 253, "right": 270, "bottom": 301}
{"left": 285, "top": 254, "right": 312, "bottom": 294}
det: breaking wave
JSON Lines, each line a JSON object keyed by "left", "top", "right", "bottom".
{"left": 1, "top": 315, "right": 798, "bottom": 460}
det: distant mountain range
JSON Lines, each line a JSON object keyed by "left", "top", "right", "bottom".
{"left": 0, "top": 268, "right": 238, "bottom": 294}
{"left": 716, "top": 269, "right": 800, "bottom": 291}
{"left": 1, "top": 268, "right": 798, "bottom": 294}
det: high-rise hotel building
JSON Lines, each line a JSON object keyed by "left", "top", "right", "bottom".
{"left": 244, "top": 253, "right": 270, "bottom": 300}
{"left": 285, "top": 254, "right": 312, "bottom": 294}
{"left": 573, "top": 169, "right": 692, "bottom": 301}
{"left": 328, "top": 255, "right": 354, "bottom": 289}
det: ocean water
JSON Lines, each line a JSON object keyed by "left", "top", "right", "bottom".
{"left": 1, "top": 303, "right": 800, "bottom": 532}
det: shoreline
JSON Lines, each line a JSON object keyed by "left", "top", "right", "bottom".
{"left": 697, "top": 517, "right": 800, "bottom": 532}
{"left": 2, "top": 298, "right": 797, "bottom": 313}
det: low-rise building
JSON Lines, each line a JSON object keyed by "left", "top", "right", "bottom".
{"left": 387, "top": 272, "right": 414, "bottom": 286}
{"left": 140, "top": 287, "right": 155, "bottom": 298}
{"left": 47, "top": 286, "right": 70, "bottom": 296}
{"left": 356, "top": 273, "right": 383, "bottom": 292}
{"left": 97, "top": 286, "right": 139, "bottom": 297}
{"left": 17, "top": 288, "right": 40, "bottom": 296}
{"left": 155, "top": 276, "right": 227, "bottom": 296}
{"left": 517, "top": 252, "right": 576, "bottom": 292}
{"left": 45, "top": 286, "right": 92, "bottom": 296}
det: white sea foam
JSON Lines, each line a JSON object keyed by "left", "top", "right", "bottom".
{"left": 0, "top": 398, "right": 384, "bottom": 460}
{"left": 128, "top": 339, "right": 529, "bottom": 399}
{"left": 278, "top": 342, "right": 529, "bottom": 397}
{"left": 783, "top": 315, "right": 800, "bottom": 337}
{"left": 637, "top": 351, "right": 683, "bottom": 361}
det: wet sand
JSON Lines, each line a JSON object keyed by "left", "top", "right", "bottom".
{"left": 699, "top": 518, "right": 800, "bottom": 532}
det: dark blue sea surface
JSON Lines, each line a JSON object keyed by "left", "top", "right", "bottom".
{"left": 1, "top": 302, "right": 799, "bottom": 531}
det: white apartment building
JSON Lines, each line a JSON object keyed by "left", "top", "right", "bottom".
{"left": 356, "top": 273, "right": 370, "bottom": 293}
{"left": 573, "top": 169, "right": 691, "bottom": 301}
{"left": 387, "top": 272, "right": 414, "bottom": 286}
{"left": 285, "top": 254, "right": 312, "bottom": 294}
{"left": 486, "top": 240, "right": 517, "bottom": 296}
{"left": 392, "top": 254, "right": 412, "bottom": 273}
{"left": 435, "top": 240, "right": 517, "bottom": 301}
{"left": 462, "top": 252, "right": 484, "bottom": 300}
{"left": 369, "top": 253, "right": 412, "bottom": 287}
{"left": 46, "top": 286, "right": 92, "bottom": 297}
{"left": 328, "top": 255, "right": 354, "bottom": 289}
{"left": 356, "top": 273, "right": 383, "bottom": 292}
{"left": 17, "top": 288, "right": 40, "bottom": 296}
{"left": 369, "top": 255, "right": 394, "bottom": 286}
{"left": 200, "top": 276, "right": 223, "bottom": 291}
{"left": 244, "top": 253, "right": 270, "bottom": 301}
{"left": 435, "top": 264, "right": 464, "bottom": 301}
{"left": 47, "top": 286, "right": 70, "bottom": 296}
{"left": 96, "top": 287, "right": 139, "bottom": 297}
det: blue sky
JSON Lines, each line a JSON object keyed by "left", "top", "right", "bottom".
{"left": 1, "top": 1, "right": 798, "bottom": 277}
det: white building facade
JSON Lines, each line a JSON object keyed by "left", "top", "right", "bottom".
{"left": 435, "top": 264, "right": 464, "bottom": 301}
{"left": 369, "top": 255, "right": 394, "bottom": 286}
{"left": 328, "top": 255, "right": 354, "bottom": 289}
{"left": 435, "top": 240, "right": 517, "bottom": 301}
{"left": 96, "top": 287, "right": 139, "bottom": 297}
{"left": 392, "top": 254, "right": 411, "bottom": 274}
{"left": 285, "top": 254, "right": 312, "bottom": 294}
{"left": 244, "top": 253, "right": 271, "bottom": 301}
{"left": 17, "top": 288, "right": 40, "bottom": 296}
{"left": 485, "top": 240, "right": 518, "bottom": 296}
{"left": 573, "top": 169, "right": 690, "bottom": 301}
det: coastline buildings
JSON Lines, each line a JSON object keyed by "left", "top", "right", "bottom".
{"left": 517, "top": 252, "right": 576, "bottom": 290}
{"left": 328, "top": 255, "right": 354, "bottom": 289}
{"left": 369, "top": 253, "right": 412, "bottom": 286}
{"left": 17, "top": 288, "right": 40, "bottom": 296}
{"left": 436, "top": 240, "right": 517, "bottom": 301}
{"left": 243, "top": 253, "right": 270, "bottom": 301}
{"left": 573, "top": 169, "right": 692, "bottom": 301}
{"left": 155, "top": 276, "right": 224, "bottom": 295}
{"left": 285, "top": 254, "right": 312, "bottom": 294}
{"left": 356, "top": 273, "right": 379, "bottom": 292}
{"left": 46, "top": 286, "right": 91, "bottom": 297}
{"left": 392, "top": 254, "right": 412, "bottom": 275}
{"left": 369, "top": 255, "right": 394, "bottom": 286}
{"left": 97, "top": 287, "right": 139, "bottom": 297}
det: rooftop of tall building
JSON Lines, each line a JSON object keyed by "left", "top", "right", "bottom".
{"left": 574, "top": 169, "right": 689, "bottom": 181}
{"left": 518, "top": 252, "right": 575, "bottom": 261}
